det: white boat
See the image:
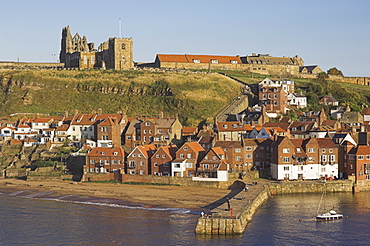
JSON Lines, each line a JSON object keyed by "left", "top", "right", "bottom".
{"left": 316, "top": 183, "right": 343, "bottom": 221}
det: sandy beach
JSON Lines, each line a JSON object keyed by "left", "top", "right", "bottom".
{"left": 0, "top": 178, "right": 232, "bottom": 209}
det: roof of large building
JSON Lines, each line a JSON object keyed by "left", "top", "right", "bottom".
{"left": 157, "top": 54, "right": 242, "bottom": 64}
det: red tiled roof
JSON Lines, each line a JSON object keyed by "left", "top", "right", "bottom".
{"left": 33, "top": 118, "right": 53, "bottom": 123}
{"left": 184, "top": 141, "right": 205, "bottom": 153}
{"left": 137, "top": 144, "right": 157, "bottom": 158}
{"left": 157, "top": 54, "right": 242, "bottom": 64}
{"left": 87, "top": 147, "right": 125, "bottom": 157}
{"left": 362, "top": 108, "right": 370, "bottom": 115}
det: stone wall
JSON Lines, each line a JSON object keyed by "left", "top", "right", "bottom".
{"left": 195, "top": 185, "right": 270, "bottom": 234}
{"left": 82, "top": 173, "right": 240, "bottom": 189}
{"left": 267, "top": 180, "right": 353, "bottom": 195}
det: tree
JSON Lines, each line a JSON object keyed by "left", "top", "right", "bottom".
{"left": 327, "top": 67, "right": 343, "bottom": 76}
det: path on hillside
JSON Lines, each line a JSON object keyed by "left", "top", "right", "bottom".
{"left": 216, "top": 73, "right": 255, "bottom": 122}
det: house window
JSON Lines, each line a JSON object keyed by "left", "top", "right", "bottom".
{"left": 145, "top": 122, "right": 150, "bottom": 126}
{"left": 140, "top": 170, "right": 144, "bottom": 175}
{"left": 112, "top": 160, "right": 116, "bottom": 164}
{"left": 283, "top": 148, "right": 290, "bottom": 153}
{"left": 298, "top": 166, "right": 303, "bottom": 171}
{"left": 90, "top": 160, "right": 95, "bottom": 164}
{"left": 129, "top": 161, "right": 135, "bottom": 168}
{"left": 140, "top": 161, "right": 144, "bottom": 166}
{"left": 246, "top": 147, "right": 252, "bottom": 151}
{"left": 321, "top": 167, "right": 326, "bottom": 172}
{"left": 130, "top": 170, "right": 135, "bottom": 174}
{"left": 175, "top": 163, "right": 181, "bottom": 168}
{"left": 114, "top": 152, "right": 118, "bottom": 156}
{"left": 211, "top": 60, "right": 218, "bottom": 64}
{"left": 184, "top": 147, "right": 188, "bottom": 151}
{"left": 283, "top": 157, "right": 290, "bottom": 163}
{"left": 101, "top": 152, "right": 105, "bottom": 155}
{"left": 284, "top": 166, "right": 289, "bottom": 171}
{"left": 329, "top": 155, "right": 335, "bottom": 162}
{"left": 162, "top": 155, "right": 166, "bottom": 158}
{"left": 358, "top": 155, "right": 364, "bottom": 160}
{"left": 321, "top": 155, "right": 327, "bottom": 162}
{"left": 308, "top": 148, "right": 315, "bottom": 153}
{"left": 309, "top": 157, "right": 315, "bottom": 162}
{"left": 231, "top": 60, "right": 238, "bottom": 64}
{"left": 366, "top": 155, "right": 370, "bottom": 160}
{"left": 105, "top": 160, "right": 109, "bottom": 165}
{"left": 236, "top": 156, "right": 241, "bottom": 161}
{"left": 90, "top": 168, "right": 95, "bottom": 172}
{"left": 154, "top": 163, "right": 158, "bottom": 167}
{"left": 204, "top": 164, "right": 209, "bottom": 169}
{"left": 246, "top": 154, "right": 252, "bottom": 159}
{"left": 138, "top": 154, "right": 142, "bottom": 158}
{"left": 180, "top": 154, "right": 184, "bottom": 158}
{"left": 235, "top": 148, "right": 241, "bottom": 153}
{"left": 193, "top": 59, "right": 200, "bottom": 63}
{"left": 187, "top": 154, "right": 192, "bottom": 158}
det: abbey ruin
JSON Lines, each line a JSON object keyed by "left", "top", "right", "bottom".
{"left": 59, "top": 26, "right": 133, "bottom": 70}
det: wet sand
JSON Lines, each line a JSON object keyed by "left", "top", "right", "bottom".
{"left": 0, "top": 178, "right": 231, "bottom": 209}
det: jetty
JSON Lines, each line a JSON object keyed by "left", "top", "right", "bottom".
{"left": 195, "top": 179, "right": 354, "bottom": 235}
{"left": 195, "top": 181, "right": 270, "bottom": 235}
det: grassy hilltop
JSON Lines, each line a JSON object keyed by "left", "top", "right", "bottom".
{"left": 0, "top": 70, "right": 243, "bottom": 126}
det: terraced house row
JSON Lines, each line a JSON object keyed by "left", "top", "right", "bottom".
{"left": 0, "top": 107, "right": 369, "bottom": 183}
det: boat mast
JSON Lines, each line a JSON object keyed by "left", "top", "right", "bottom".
{"left": 317, "top": 183, "right": 326, "bottom": 215}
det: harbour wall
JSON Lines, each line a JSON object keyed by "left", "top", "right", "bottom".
{"left": 195, "top": 180, "right": 354, "bottom": 235}
{"left": 195, "top": 186, "right": 270, "bottom": 234}
{"left": 267, "top": 180, "right": 353, "bottom": 195}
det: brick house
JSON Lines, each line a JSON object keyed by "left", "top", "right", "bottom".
{"left": 151, "top": 145, "right": 178, "bottom": 176}
{"left": 96, "top": 116, "right": 122, "bottom": 147}
{"left": 216, "top": 121, "right": 246, "bottom": 141}
{"left": 197, "top": 147, "right": 228, "bottom": 180}
{"left": 126, "top": 144, "right": 157, "bottom": 175}
{"left": 171, "top": 142, "right": 205, "bottom": 177}
{"left": 319, "top": 95, "right": 339, "bottom": 106}
{"left": 243, "top": 138, "right": 273, "bottom": 171}
{"left": 85, "top": 146, "right": 125, "bottom": 173}
{"left": 345, "top": 145, "right": 370, "bottom": 182}
{"left": 214, "top": 140, "right": 244, "bottom": 172}
{"left": 270, "top": 136, "right": 338, "bottom": 180}
{"left": 259, "top": 86, "right": 288, "bottom": 114}
{"left": 124, "top": 113, "right": 182, "bottom": 149}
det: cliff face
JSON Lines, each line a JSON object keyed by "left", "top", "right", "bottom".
{"left": 0, "top": 70, "right": 242, "bottom": 126}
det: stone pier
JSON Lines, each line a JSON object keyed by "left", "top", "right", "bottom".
{"left": 195, "top": 180, "right": 354, "bottom": 235}
{"left": 195, "top": 183, "right": 270, "bottom": 234}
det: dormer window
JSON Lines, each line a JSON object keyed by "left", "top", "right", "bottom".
{"left": 145, "top": 122, "right": 150, "bottom": 126}
{"left": 114, "top": 152, "right": 118, "bottom": 156}
{"left": 193, "top": 59, "right": 200, "bottom": 63}
{"left": 223, "top": 125, "right": 228, "bottom": 129}
{"left": 101, "top": 152, "right": 105, "bottom": 155}
{"left": 231, "top": 60, "right": 238, "bottom": 64}
{"left": 211, "top": 60, "right": 218, "bottom": 64}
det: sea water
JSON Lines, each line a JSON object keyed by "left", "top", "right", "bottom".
{"left": 0, "top": 188, "right": 369, "bottom": 245}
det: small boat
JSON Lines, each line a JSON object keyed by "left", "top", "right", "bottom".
{"left": 316, "top": 182, "right": 343, "bottom": 221}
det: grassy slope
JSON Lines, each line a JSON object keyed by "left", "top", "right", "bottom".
{"left": 0, "top": 70, "right": 242, "bottom": 126}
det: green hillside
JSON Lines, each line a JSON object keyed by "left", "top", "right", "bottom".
{"left": 0, "top": 70, "right": 243, "bottom": 126}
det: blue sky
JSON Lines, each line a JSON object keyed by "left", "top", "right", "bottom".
{"left": 1, "top": 0, "right": 369, "bottom": 76}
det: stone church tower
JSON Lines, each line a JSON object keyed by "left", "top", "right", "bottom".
{"left": 59, "top": 26, "right": 133, "bottom": 70}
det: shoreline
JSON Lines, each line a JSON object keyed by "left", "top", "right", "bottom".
{"left": 0, "top": 178, "right": 231, "bottom": 210}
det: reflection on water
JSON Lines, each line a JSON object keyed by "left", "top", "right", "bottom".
{"left": 0, "top": 189, "right": 370, "bottom": 245}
